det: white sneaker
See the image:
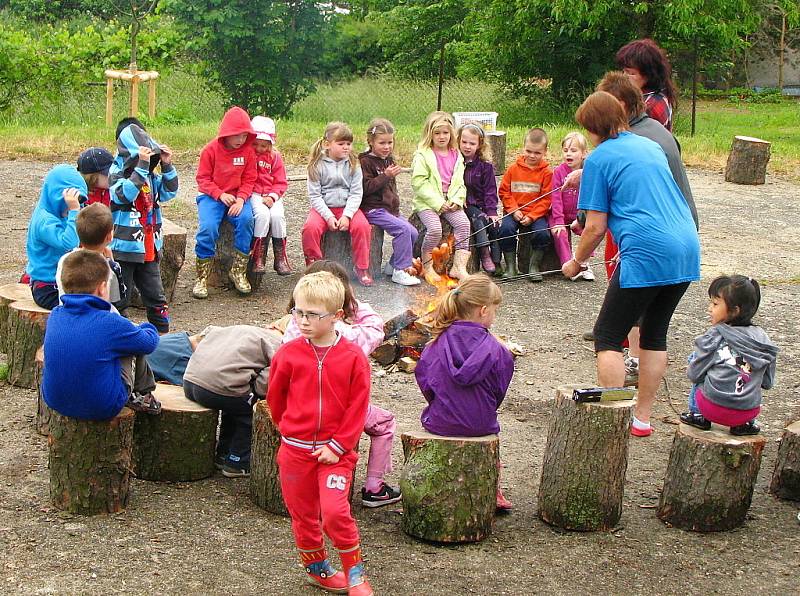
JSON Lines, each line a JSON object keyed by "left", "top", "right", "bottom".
{"left": 581, "top": 268, "right": 596, "bottom": 281}
{"left": 391, "top": 268, "right": 421, "bottom": 286}
{"left": 383, "top": 262, "right": 394, "bottom": 276}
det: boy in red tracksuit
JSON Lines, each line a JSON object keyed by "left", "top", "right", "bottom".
{"left": 268, "top": 271, "right": 373, "bottom": 596}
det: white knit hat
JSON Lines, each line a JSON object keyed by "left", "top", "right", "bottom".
{"left": 251, "top": 116, "right": 276, "bottom": 143}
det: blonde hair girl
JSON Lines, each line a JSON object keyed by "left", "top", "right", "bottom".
{"left": 303, "top": 121, "right": 375, "bottom": 286}
{"left": 411, "top": 111, "right": 471, "bottom": 284}
{"left": 457, "top": 124, "right": 493, "bottom": 163}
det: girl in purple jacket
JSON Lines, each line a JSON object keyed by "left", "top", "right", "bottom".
{"left": 414, "top": 274, "right": 515, "bottom": 510}
{"left": 459, "top": 124, "right": 501, "bottom": 274}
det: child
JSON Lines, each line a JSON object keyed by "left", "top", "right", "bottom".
{"left": 459, "top": 123, "right": 500, "bottom": 275}
{"left": 43, "top": 250, "right": 160, "bottom": 420}
{"left": 194, "top": 107, "right": 258, "bottom": 298}
{"left": 78, "top": 147, "right": 114, "bottom": 207}
{"left": 358, "top": 118, "right": 420, "bottom": 286}
{"left": 146, "top": 327, "right": 212, "bottom": 385}
{"left": 549, "top": 132, "right": 594, "bottom": 281}
{"left": 109, "top": 120, "right": 178, "bottom": 333}
{"left": 184, "top": 325, "right": 283, "bottom": 477}
{"left": 498, "top": 127, "right": 553, "bottom": 282}
{"left": 25, "top": 165, "right": 86, "bottom": 309}
{"left": 268, "top": 271, "right": 373, "bottom": 596}
{"left": 250, "top": 115, "right": 292, "bottom": 275}
{"left": 411, "top": 111, "right": 471, "bottom": 284}
{"left": 302, "top": 121, "right": 374, "bottom": 287}
{"left": 284, "top": 261, "right": 401, "bottom": 508}
{"left": 414, "top": 274, "right": 514, "bottom": 510}
{"left": 680, "top": 276, "right": 778, "bottom": 436}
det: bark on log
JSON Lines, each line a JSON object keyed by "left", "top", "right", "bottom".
{"left": 0, "top": 282, "right": 32, "bottom": 353}
{"left": 7, "top": 300, "right": 50, "bottom": 389}
{"left": 371, "top": 339, "right": 401, "bottom": 366}
{"left": 408, "top": 212, "right": 479, "bottom": 273}
{"left": 657, "top": 423, "right": 766, "bottom": 531}
{"left": 320, "top": 226, "right": 384, "bottom": 279}
{"left": 724, "top": 135, "right": 771, "bottom": 185}
{"left": 132, "top": 384, "right": 217, "bottom": 482}
{"left": 769, "top": 420, "right": 800, "bottom": 501}
{"left": 131, "top": 218, "right": 186, "bottom": 306}
{"left": 486, "top": 131, "right": 507, "bottom": 175}
{"left": 34, "top": 346, "right": 53, "bottom": 436}
{"left": 400, "top": 430, "right": 499, "bottom": 543}
{"left": 537, "top": 385, "right": 634, "bottom": 531}
{"left": 49, "top": 407, "right": 135, "bottom": 515}
{"left": 208, "top": 219, "right": 265, "bottom": 292}
{"left": 398, "top": 326, "right": 431, "bottom": 351}
{"left": 250, "top": 400, "right": 287, "bottom": 516}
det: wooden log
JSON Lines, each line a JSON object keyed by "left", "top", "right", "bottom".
{"left": 49, "top": 407, "right": 135, "bottom": 515}
{"left": 398, "top": 326, "right": 430, "bottom": 350}
{"left": 132, "top": 384, "right": 217, "bottom": 482}
{"left": 0, "top": 282, "right": 32, "bottom": 353}
{"left": 208, "top": 219, "right": 265, "bottom": 292}
{"left": 486, "top": 131, "right": 507, "bottom": 175}
{"left": 400, "top": 431, "right": 499, "bottom": 543}
{"left": 320, "top": 226, "right": 384, "bottom": 279}
{"left": 130, "top": 217, "right": 186, "bottom": 307}
{"left": 408, "top": 212, "right": 479, "bottom": 273}
{"left": 383, "top": 309, "right": 418, "bottom": 340}
{"left": 250, "top": 400, "right": 287, "bottom": 516}
{"left": 537, "top": 385, "right": 634, "bottom": 531}
{"left": 724, "top": 135, "right": 771, "bottom": 185}
{"left": 397, "top": 356, "right": 417, "bottom": 373}
{"left": 769, "top": 420, "right": 800, "bottom": 501}
{"left": 371, "top": 339, "right": 401, "bottom": 366}
{"left": 657, "top": 423, "right": 766, "bottom": 532}
{"left": 34, "top": 346, "right": 53, "bottom": 436}
{"left": 7, "top": 300, "right": 50, "bottom": 389}
{"left": 517, "top": 238, "right": 562, "bottom": 275}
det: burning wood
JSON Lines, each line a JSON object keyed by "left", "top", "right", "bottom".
{"left": 383, "top": 309, "right": 418, "bottom": 339}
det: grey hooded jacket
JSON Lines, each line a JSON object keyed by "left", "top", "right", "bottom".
{"left": 307, "top": 155, "right": 363, "bottom": 222}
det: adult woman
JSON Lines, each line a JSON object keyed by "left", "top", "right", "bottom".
{"left": 616, "top": 39, "right": 677, "bottom": 132}
{"left": 563, "top": 92, "right": 700, "bottom": 437}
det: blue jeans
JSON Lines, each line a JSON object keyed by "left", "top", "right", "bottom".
{"left": 498, "top": 216, "right": 551, "bottom": 252}
{"left": 195, "top": 194, "right": 254, "bottom": 258}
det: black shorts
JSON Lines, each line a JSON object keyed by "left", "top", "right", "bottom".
{"left": 594, "top": 267, "right": 690, "bottom": 352}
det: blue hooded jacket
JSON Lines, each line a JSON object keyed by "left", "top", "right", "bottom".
{"left": 108, "top": 124, "right": 179, "bottom": 262}
{"left": 25, "top": 165, "right": 86, "bottom": 282}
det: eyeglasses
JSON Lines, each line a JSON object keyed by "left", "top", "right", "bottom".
{"left": 290, "top": 308, "right": 334, "bottom": 322}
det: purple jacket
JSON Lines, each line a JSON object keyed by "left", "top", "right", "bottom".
{"left": 548, "top": 162, "right": 579, "bottom": 227}
{"left": 464, "top": 158, "right": 499, "bottom": 216}
{"left": 415, "top": 321, "right": 514, "bottom": 436}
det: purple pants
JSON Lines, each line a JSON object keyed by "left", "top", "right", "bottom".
{"left": 417, "top": 208, "right": 471, "bottom": 253}
{"left": 364, "top": 208, "right": 418, "bottom": 270}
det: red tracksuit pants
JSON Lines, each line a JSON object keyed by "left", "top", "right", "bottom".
{"left": 278, "top": 444, "right": 360, "bottom": 551}
{"left": 301, "top": 207, "right": 372, "bottom": 269}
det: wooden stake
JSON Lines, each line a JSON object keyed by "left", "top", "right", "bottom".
{"left": 106, "top": 77, "right": 114, "bottom": 126}
{"left": 148, "top": 78, "right": 157, "bottom": 119}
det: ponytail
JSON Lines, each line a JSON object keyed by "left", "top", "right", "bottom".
{"left": 430, "top": 274, "right": 502, "bottom": 340}
{"left": 307, "top": 137, "right": 326, "bottom": 182}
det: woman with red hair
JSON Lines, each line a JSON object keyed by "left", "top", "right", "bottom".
{"left": 616, "top": 38, "right": 677, "bottom": 132}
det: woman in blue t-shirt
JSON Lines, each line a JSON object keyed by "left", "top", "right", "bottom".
{"left": 562, "top": 91, "right": 700, "bottom": 438}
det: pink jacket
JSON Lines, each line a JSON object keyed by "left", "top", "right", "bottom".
{"left": 283, "top": 300, "right": 384, "bottom": 357}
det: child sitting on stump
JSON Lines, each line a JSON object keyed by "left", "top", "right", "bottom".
{"left": 414, "top": 274, "right": 515, "bottom": 510}
{"left": 681, "top": 275, "right": 778, "bottom": 435}
{"left": 43, "top": 250, "right": 160, "bottom": 420}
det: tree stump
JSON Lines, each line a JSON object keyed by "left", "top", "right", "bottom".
{"left": 34, "top": 346, "right": 53, "bottom": 436}
{"left": 769, "top": 420, "right": 800, "bottom": 501}
{"left": 131, "top": 217, "right": 186, "bottom": 307}
{"left": 7, "top": 300, "right": 50, "bottom": 389}
{"left": 132, "top": 384, "right": 217, "bottom": 482}
{"left": 320, "top": 226, "right": 384, "bottom": 279}
{"left": 207, "top": 220, "right": 265, "bottom": 292}
{"left": 537, "top": 385, "right": 634, "bottom": 531}
{"left": 0, "top": 282, "right": 32, "bottom": 353}
{"left": 486, "top": 131, "right": 507, "bottom": 174}
{"left": 408, "top": 212, "right": 479, "bottom": 273}
{"left": 250, "top": 400, "right": 287, "bottom": 516}
{"left": 400, "top": 430, "right": 499, "bottom": 543}
{"left": 724, "top": 136, "right": 771, "bottom": 185}
{"left": 48, "top": 407, "right": 135, "bottom": 515}
{"left": 657, "top": 423, "right": 766, "bottom": 532}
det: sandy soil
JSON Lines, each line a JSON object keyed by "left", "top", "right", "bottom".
{"left": 1, "top": 160, "right": 799, "bottom": 595}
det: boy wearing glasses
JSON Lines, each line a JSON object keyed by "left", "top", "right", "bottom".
{"left": 268, "top": 271, "right": 373, "bottom": 596}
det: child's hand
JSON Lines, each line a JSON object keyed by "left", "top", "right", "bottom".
{"left": 312, "top": 445, "right": 340, "bottom": 464}
{"left": 219, "top": 193, "right": 236, "bottom": 206}
{"left": 512, "top": 211, "right": 524, "bottom": 222}
{"left": 520, "top": 216, "right": 532, "bottom": 226}
{"left": 552, "top": 225, "right": 567, "bottom": 236}
{"left": 63, "top": 188, "right": 82, "bottom": 211}
{"left": 138, "top": 146, "right": 154, "bottom": 163}
{"left": 338, "top": 216, "right": 350, "bottom": 231}
{"left": 489, "top": 215, "right": 500, "bottom": 227}
{"left": 327, "top": 217, "right": 339, "bottom": 231}
{"left": 264, "top": 194, "right": 276, "bottom": 208}
{"left": 228, "top": 198, "right": 244, "bottom": 216}
{"left": 385, "top": 164, "right": 402, "bottom": 178}
{"left": 159, "top": 144, "right": 173, "bottom": 165}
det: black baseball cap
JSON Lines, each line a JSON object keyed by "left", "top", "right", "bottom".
{"left": 77, "top": 147, "right": 114, "bottom": 176}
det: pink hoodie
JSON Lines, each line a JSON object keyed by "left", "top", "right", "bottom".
{"left": 282, "top": 300, "right": 384, "bottom": 356}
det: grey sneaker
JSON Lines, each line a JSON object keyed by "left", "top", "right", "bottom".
{"left": 383, "top": 262, "right": 394, "bottom": 276}
{"left": 221, "top": 465, "right": 250, "bottom": 478}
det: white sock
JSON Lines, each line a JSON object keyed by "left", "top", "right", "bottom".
{"left": 632, "top": 415, "right": 651, "bottom": 431}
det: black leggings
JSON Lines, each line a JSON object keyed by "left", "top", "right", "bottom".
{"left": 594, "top": 267, "right": 690, "bottom": 352}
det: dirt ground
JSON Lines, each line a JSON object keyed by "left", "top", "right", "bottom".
{"left": 1, "top": 159, "right": 799, "bottom": 595}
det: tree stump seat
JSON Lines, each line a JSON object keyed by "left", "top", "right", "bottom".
{"left": 49, "top": 407, "right": 135, "bottom": 515}
{"left": 657, "top": 423, "right": 766, "bottom": 532}
{"left": 34, "top": 346, "right": 53, "bottom": 436}
{"left": 207, "top": 219, "right": 266, "bottom": 292}
{"left": 320, "top": 226, "right": 384, "bottom": 279}
{"left": 537, "top": 385, "right": 635, "bottom": 531}
{"left": 131, "top": 217, "right": 186, "bottom": 306}
{"left": 408, "top": 212, "right": 479, "bottom": 273}
{"left": 724, "top": 135, "right": 771, "bottom": 185}
{"left": 132, "top": 383, "right": 217, "bottom": 482}
{"left": 0, "top": 282, "right": 32, "bottom": 353}
{"left": 769, "top": 420, "right": 800, "bottom": 501}
{"left": 7, "top": 299, "right": 50, "bottom": 389}
{"left": 400, "top": 430, "right": 499, "bottom": 543}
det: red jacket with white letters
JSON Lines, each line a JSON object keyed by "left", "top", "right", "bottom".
{"left": 196, "top": 106, "right": 258, "bottom": 201}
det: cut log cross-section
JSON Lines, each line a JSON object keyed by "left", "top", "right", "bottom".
{"left": 537, "top": 385, "right": 634, "bottom": 531}
{"left": 769, "top": 420, "right": 800, "bottom": 501}
{"left": 7, "top": 299, "right": 50, "bottom": 389}
{"left": 320, "top": 226, "right": 384, "bottom": 279}
{"left": 657, "top": 423, "right": 766, "bottom": 532}
{"left": 250, "top": 400, "right": 287, "bottom": 515}
{"left": 0, "top": 282, "right": 32, "bottom": 353}
{"left": 49, "top": 407, "right": 135, "bottom": 515}
{"left": 724, "top": 135, "right": 771, "bottom": 185}
{"left": 400, "top": 431, "right": 499, "bottom": 543}
{"left": 132, "top": 384, "right": 217, "bottom": 482}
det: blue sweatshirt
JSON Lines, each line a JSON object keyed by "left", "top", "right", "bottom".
{"left": 43, "top": 294, "right": 160, "bottom": 420}
{"left": 25, "top": 165, "right": 86, "bottom": 282}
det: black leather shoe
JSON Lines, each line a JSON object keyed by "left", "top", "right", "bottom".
{"left": 680, "top": 411, "right": 711, "bottom": 430}
{"left": 730, "top": 420, "right": 761, "bottom": 436}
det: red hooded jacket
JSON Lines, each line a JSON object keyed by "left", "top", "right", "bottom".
{"left": 267, "top": 335, "right": 370, "bottom": 456}
{"left": 254, "top": 148, "right": 289, "bottom": 198}
{"left": 196, "top": 107, "right": 258, "bottom": 201}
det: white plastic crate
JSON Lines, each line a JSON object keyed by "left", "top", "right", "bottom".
{"left": 453, "top": 111, "right": 498, "bottom": 132}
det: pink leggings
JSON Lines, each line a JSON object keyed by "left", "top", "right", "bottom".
{"left": 363, "top": 404, "right": 396, "bottom": 492}
{"left": 416, "top": 208, "right": 471, "bottom": 253}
